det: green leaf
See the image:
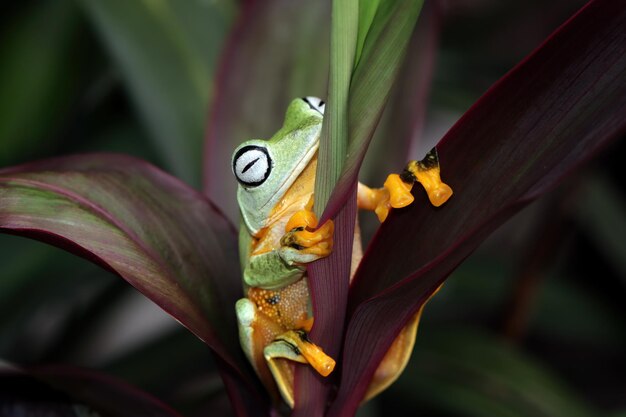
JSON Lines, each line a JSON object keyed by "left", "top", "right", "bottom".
{"left": 354, "top": 0, "right": 382, "bottom": 68}
{"left": 320, "top": 0, "right": 424, "bottom": 219}
{"left": 79, "top": 0, "right": 232, "bottom": 187}
{"left": 335, "top": 0, "right": 626, "bottom": 413}
{"left": 0, "top": 0, "right": 85, "bottom": 165}
{"left": 313, "top": 0, "right": 359, "bottom": 217}
{"left": 389, "top": 328, "right": 598, "bottom": 417}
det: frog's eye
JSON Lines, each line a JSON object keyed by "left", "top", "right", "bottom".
{"left": 302, "top": 96, "right": 325, "bottom": 115}
{"left": 233, "top": 145, "right": 272, "bottom": 187}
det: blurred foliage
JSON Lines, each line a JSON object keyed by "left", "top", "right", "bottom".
{"left": 0, "top": 0, "right": 624, "bottom": 416}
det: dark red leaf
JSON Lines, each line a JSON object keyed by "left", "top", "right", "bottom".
{"left": 291, "top": 187, "right": 357, "bottom": 417}
{"left": 331, "top": 0, "right": 626, "bottom": 414}
{"left": 0, "top": 154, "right": 268, "bottom": 414}
{"left": 0, "top": 365, "right": 183, "bottom": 417}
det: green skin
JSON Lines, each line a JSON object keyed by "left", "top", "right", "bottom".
{"left": 232, "top": 98, "right": 326, "bottom": 397}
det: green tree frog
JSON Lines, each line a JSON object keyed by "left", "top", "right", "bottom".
{"left": 232, "top": 97, "right": 452, "bottom": 407}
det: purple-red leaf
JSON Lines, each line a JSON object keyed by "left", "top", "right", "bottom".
{"left": 0, "top": 154, "right": 266, "bottom": 412}
{"left": 331, "top": 0, "right": 626, "bottom": 414}
{"left": 203, "top": 0, "right": 330, "bottom": 220}
{"left": 292, "top": 187, "right": 357, "bottom": 417}
{"left": 0, "top": 366, "right": 183, "bottom": 417}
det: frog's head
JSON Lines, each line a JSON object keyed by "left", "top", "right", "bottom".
{"left": 233, "top": 97, "right": 325, "bottom": 233}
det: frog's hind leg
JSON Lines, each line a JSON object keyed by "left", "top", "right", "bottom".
{"left": 235, "top": 298, "right": 283, "bottom": 401}
{"left": 264, "top": 329, "right": 336, "bottom": 408}
{"left": 357, "top": 148, "right": 453, "bottom": 222}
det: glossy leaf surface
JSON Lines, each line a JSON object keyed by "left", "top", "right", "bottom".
{"left": 330, "top": 1, "right": 626, "bottom": 414}
{"left": 0, "top": 154, "right": 243, "bottom": 373}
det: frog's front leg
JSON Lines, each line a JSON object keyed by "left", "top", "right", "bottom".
{"left": 279, "top": 198, "right": 334, "bottom": 264}
{"left": 358, "top": 148, "right": 453, "bottom": 222}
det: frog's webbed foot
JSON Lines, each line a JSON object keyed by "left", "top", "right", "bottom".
{"left": 263, "top": 330, "right": 335, "bottom": 408}
{"left": 358, "top": 148, "right": 453, "bottom": 222}
{"left": 266, "top": 330, "right": 335, "bottom": 377}
{"left": 400, "top": 148, "right": 453, "bottom": 207}
{"left": 264, "top": 329, "right": 335, "bottom": 407}
{"left": 280, "top": 200, "right": 334, "bottom": 263}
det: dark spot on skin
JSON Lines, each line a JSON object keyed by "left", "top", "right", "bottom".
{"left": 296, "top": 330, "right": 311, "bottom": 343}
{"left": 418, "top": 148, "right": 439, "bottom": 170}
{"left": 266, "top": 294, "right": 280, "bottom": 305}
{"left": 400, "top": 168, "right": 416, "bottom": 184}
{"left": 275, "top": 338, "right": 301, "bottom": 356}
{"left": 281, "top": 228, "right": 306, "bottom": 250}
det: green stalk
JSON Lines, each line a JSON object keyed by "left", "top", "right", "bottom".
{"left": 314, "top": 0, "right": 359, "bottom": 218}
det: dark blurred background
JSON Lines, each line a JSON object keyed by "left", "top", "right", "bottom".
{"left": 0, "top": 0, "right": 624, "bottom": 416}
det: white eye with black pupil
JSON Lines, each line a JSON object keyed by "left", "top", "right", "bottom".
{"left": 303, "top": 96, "right": 325, "bottom": 115}
{"left": 233, "top": 145, "right": 272, "bottom": 187}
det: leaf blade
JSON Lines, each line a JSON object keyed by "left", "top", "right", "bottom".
{"left": 313, "top": 0, "right": 359, "bottom": 218}
{"left": 333, "top": 0, "right": 626, "bottom": 413}
{"left": 0, "top": 154, "right": 263, "bottom": 402}
{"left": 320, "top": 0, "right": 424, "bottom": 222}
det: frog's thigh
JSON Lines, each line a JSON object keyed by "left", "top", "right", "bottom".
{"left": 236, "top": 298, "right": 285, "bottom": 372}
{"left": 236, "top": 298, "right": 286, "bottom": 403}
{"left": 235, "top": 298, "right": 258, "bottom": 365}
{"left": 244, "top": 251, "right": 303, "bottom": 289}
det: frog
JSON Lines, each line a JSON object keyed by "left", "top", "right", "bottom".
{"left": 232, "top": 97, "right": 452, "bottom": 407}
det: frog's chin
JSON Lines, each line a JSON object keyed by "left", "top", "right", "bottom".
{"left": 262, "top": 142, "right": 318, "bottom": 210}
{"left": 243, "top": 142, "right": 318, "bottom": 233}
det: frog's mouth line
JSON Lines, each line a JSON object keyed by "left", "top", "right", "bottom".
{"left": 258, "top": 140, "right": 319, "bottom": 214}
